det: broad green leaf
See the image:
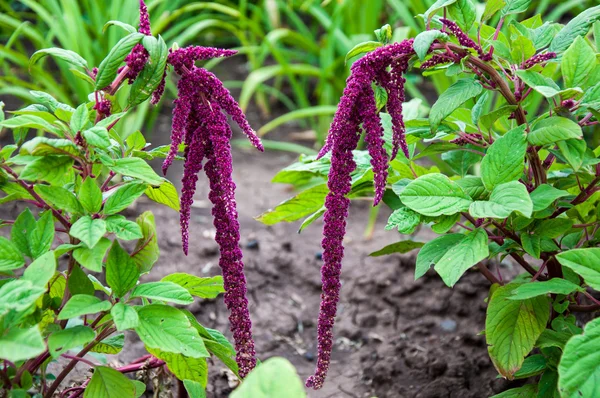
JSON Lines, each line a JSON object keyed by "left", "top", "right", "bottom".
{"left": 23, "top": 251, "right": 56, "bottom": 287}
{"left": 536, "top": 329, "right": 571, "bottom": 350}
{"left": 385, "top": 207, "right": 421, "bottom": 234}
{"left": 469, "top": 181, "right": 533, "bottom": 219}
{"left": 20, "top": 155, "right": 74, "bottom": 185}
{"left": 30, "top": 48, "right": 88, "bottom": 69}
{"left": 483, "top": 0, "right": 506, "bottom": 21}
{"left": 530, "top": 185, "right": 570, "bottom": 212}
{"left": 0, "top": 327, "right": 45, "bottom": 362}
{"left": 489, "top": 384, "right": 538, "bottom": 397}
{"left": 369, "top": 240, "right": 425, "bottom": 257}
{"left": 557, "top": 139, "right": 586, "bottom": 171}
{"left": 103, "top": 20, "right": 137, "bottom": 34}
{"left": 132, "top": 211, "right": 159, "bottom": 274}
{"left": 130, "top": 281, "right": 194, "bottom": 305}
{"left": 415, "top": 234, "right": 465, "bottom": 279}
{"left": 128, "top": 36, "right": 169, "bottom": 106}
{"left": 105, "top": 215, "right": 143, "bottom": 240}
{"left": 509, "top": 278, "right": 583, "bottom": 300}
{"left": 84, "top": 366, "right": 136, "bottom": 398}
{"left": 183, "top": 380, "right": 206, "bottom": 398}
{"left": 558, "top": 317, "right": 600, "bottom": 397}
{"left": 103, "top": 182, "right": 148, "bottom": 215}
{"left": 58, "top": 295, "right": 112, "bottom": 320}
{"left": 90, "top": 334, "right": 125, "bottom": 355}
{"left": 82, "top": 126, "right": 111, "bottom": 149}
{"left": 434, "top": 228, "right": 489, "bottom": 287}
{"left": 501, "top": 0, "right": 531, "bottom": 16}
{"left": 423, "top": 0, "right": 458, "bottom": 23}
{"left": 0, "top": 280, "right": 45, "bottom": 315}
{"left": 0, "top": 236, "right": 25, "bottom": 271}
{"left": 481, "top": 125, "right": 527, "bottom": 191}
{"left": 550, "top": 5, "right": 600, "bottom": 53}
{"left": 0, "top": 115, "right": 62, "bottom": 136}
{"left": 48, "top": 325, "right": 95, "bottom": 358}
{"left": 10, "top": 209, "right": 36, "bottom": 257}
{"left": 135, "top": 304, "right": 209, "bottom": 358}
{"left": 161, "top": 274, "right": 225, "bottom": 299}
{"left": 147, "top": 348, "right": 208, "bottom": 386}
{"left": 230, "top": 357, "right": 306, "bottom": 398}
{"left": 145, "top": 181, "right": 180, "bottom": 211}
{"left": 70, "top": 216, "right": 107, "bottom": 248}
{"left": 441, "top": 148, "right": 481, "bottom": 177}
{"left": 562, "top": 36, "right": 596, "bottom": 89}
{"left": 429, "top": 79, "right": 482, "bottom": 131}
{"left": 34, "top": 185, "right": 83, "bottom": 214}
{"left": 256, "top": 184, "right": 328, "bottom": 225}
{"left": 537, "top": 370, "right": 560, "bottom": 398}
{"left": 534, "top": 218, "right": 573, "bottom": 239}
{"left": 344, "top": 41, "right": 382, "bottom": 64}
{"left": 111, "top": 302, "right": 139, "bottom": 331}
{"left": 448, "top": 0, "right": 476, "bottom": 31}
{"left": 79, "top": 177, "right": 103, "bottom": 214}
{"left": 20, "top": 137, "right": 79, "bottom": 156}
{"left": 68, "top": 264, "right": 94, "bottom": 296}
{"left": 413, "top": 30, "right": 449, "bottom": 60}
{"left": 70, "top": 104, "right": 90, "bottom": 133}
{"left": 457, "top": 177, "right": 487, "bottom": 200}
{"left": 73, "top": 237, "right": 111, "bottom": 272}
{"left": 521, "top": 233, "right": 541, "bottom": 259}
{"left": 486, "top": 283, "right": 549, "bottom": 379}
{"left": 106, "top": 240, "right": 139, "bottom": 298}
{"left": 95, "top": 32, "right": 144, "bottom": 90}
{"left": 515, "top": 70, "right": 560, "bottom": 98}
{"left": 105, "top": 158, "right": 163, "bottom": 186}
{"left": 400, "top": 173, "right": 472, "bottom": 217}
{"left": 126, "top": 131, "right": 146, "bottom": 151}
{"left": 29, "top": 211, "right": 55, "bottom": 259}
{"left": 556, "top": 248, "right": 600, "bottom": 290}
{"left": 513, "top": 354, "right": 547, "bottom": 379}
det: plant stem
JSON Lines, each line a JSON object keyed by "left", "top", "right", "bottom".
{"left": 477, "top": 262, "right": 501, "bottom": 285}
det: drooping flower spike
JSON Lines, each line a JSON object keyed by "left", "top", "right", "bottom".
{"left": 161, "top": 46, "right": 263, "bottom": 378}
{"left": 440, "top": 18, "right": 491, "bottom": 61}
{"left": 521, "top": 52, "right": 556, "bottom": 70}
{"left": 124, "top": 0, "right": 152, "bottom": 83}
{"left": 307, "top": 39, "right": 416, "bottom": 390}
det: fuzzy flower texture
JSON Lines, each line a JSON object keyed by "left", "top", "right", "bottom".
{"left": 121, "top": 1, "right": 263, "bottom": 379}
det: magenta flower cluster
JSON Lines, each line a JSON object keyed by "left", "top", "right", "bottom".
{"left": 521, "top": 52, "right": 556, "bottom": 69}
{"left": 440, "top": 18, "right": 491, "bottom": 60}
{"left": 123, "top": 0, "right": 152, "bottom": 83}
{"left": 307, "top": 39, "right": 415, "bottom": 390}
{"left": 161, "top": 46, "right": 263, "bottom": 379}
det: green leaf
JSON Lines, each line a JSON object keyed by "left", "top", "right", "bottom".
{"left": 230, "top": 357, "right": 306, "bottom": 398}
{"left": 514, "top": 354, "right": 547, "bottom": 379}
{"left": 147, "top": 348, "right": 208, "bottom": 386}
{"left": 441, "top": 147, "right": 481, "bottom": 177}
{"left": 369, "top": 240, "right": 425, "bottom": 257}
{"left": 106, "top": 240, "right": 139, "bottom": 298}
{"left": 84, "top": 366, "right": 136, "bottom": 398}
{"left": 530, "top": 185, "right": 570, "bottom": 212}
{"left": 111, "top": 302, "right": 139, "bottom": 331}
{"left": 556, "top": 248, "right": 600, "bottom": 290}
{"left": 73, "top": 237, "right": 111, "bottom": 273}
{"left": 344, "top": 41, "right": 382, "bottom": 64}
{"left": 23, "top": 251, "right": 56, "bottom": 287}
{"left": 183, "top": 380, "right": 206, "bottom": 398}
{"left": 457, "top": 177, "right": 487, "bottom": 200}
{"left": 469, "top": 181, "right": 533, "bottom": 219}
{"left": 105, "top": 158, "right": 163, "bottom": 186}
{"left": 34, "top": 185, "right": 83, "bottom": 214}
{"left": 130, "top": 282, "right": 194, "bottom": 305}
{"left": 132, "top": 211, "right": 159, "bottom": 274}
{"left": 126, "top": 131, "right": 146, "bottom": 151}
{"left": 95, "top": 32, "right": 144, "bottom": 90}
{"left": 128, "top": 36, "right": 169, "bottom": 107}
{"left": 400, "top": 173, "right": 472, "bottom": 217}
{"left": 536, "top": 329, "right": 571, "bottom": 350}
{"left": 70, "top": 216, "right": 107, "bottom": 248}
{"left": 0, "top": 280, "right": 45, "bottom": 315}
{"left": 70, "top": 104, "right": 90, "bottom": 133}
{"left": 482, "top": 0, "right": 506, "bottom": 21}
{"left": 481, "top": 125, "right": 527, "bottom": 191}
{"left": 103, "top": 182, "right": 148, "bottom": 215}
{"left": 509, "top": 278, "right": 584, "bottom": 300}
{"left": 557, "top": 139, "right": 586, "bottom": 171}
{"left": 562, "top": 36, "right": 596, "bottom": 89}
{"left": 256, "top": 184, "right": 328, "bottom": 225}
{"left": 413, "top": 30, "right": 449, "bottom": 60}
{"left": 558, "top": 317, "right": 600, "bottom": 397}
{"left": 448, "top": 0, "right": 477, "bottom": 31}
{"left": 29, "top": 211, "right": 55, "bottom": 259}
{"left": 135, "top": 304, "right": 209, "bottom": 358}
{"left": 429, "top": 79, "right": 482, "bottom": 131}
{"left": 501, "top": 0, "right": 532, "bottom": 16}
{"left": 515, "top": 70, "right": 560, "bottom": 98}
{"left": 486, "top": 283, "right": 550, "bottom": 379}
{"left": 489, "top": 384, "right": 538, "bottom": 397}
{"left": 385, "top": 207, "right": 421, "bottom": 234}
{"left": 105, "top": 215, "right": 143, "bottom": 240}
{"left": 90, "top": 334, "right": 124, "bottom": 355}
{"left": 161, "top": 274, "right": 225, "bottom": 299}
{"left": 0, "top": 327, "right": 45, "bottom": 362}
{"left": 145, "top": 181, "right": 180, "bottom": 212}
{"left": 79, "top": 178, "right": 103, "bottom": 214}
{"left": 82, "top": 126, "right": 111, "bottom": 149}
{"left": 415, "top": 234, "right": 465, "bottom": 280}
{"left": 534, "top": 218, "right": 573, "bottom": 239}
{"left": 20, "top": 137, "right": 79, "bottom": 156}
{"left": 434, "top": 228, "right": 489, "bottom": 287}
{"left": 521, "top": 233, "right": 541, "bottom": 259}
{"left": 48, "top": 325, "right": 95, "bottom": 358}
{"left": 0, "top": 115, "right": 62, "bottom": 136}
{"left": 68, "top": 264, "right": 95, "bottom": 296}
{"left": 423, "top": 0, "right": 458, "bottom": 23}
{"left": 30, "top": 47, "right": 88, "bottom": 69}
{"left": 103, "top": 20, "right": 137, "bottom": 34}
{"left": 550, "top": 5, "right": 600, "bottom": 53}
{"left": 58, "top": 295, "right": 112, "bottom": 320}
{"left": 20, "top": 156, "right": 74, "bottom": 185}
{"left": 0, "top": 236, "right": 25, "bottom": 271}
